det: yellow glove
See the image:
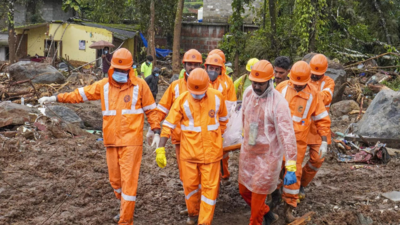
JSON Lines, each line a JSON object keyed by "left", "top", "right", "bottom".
{"left": 155, "top": 147, "right": 167, "bottom": 168}
{"left": 285, "top": 160, "right": 296, "bottom": 172}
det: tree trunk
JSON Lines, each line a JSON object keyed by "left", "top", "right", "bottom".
{"left": 8, "top": 0, "right": 16, "bottom": 64}
{"left": 373, "top": 0, "right": 391, "bottom": 45}
{"left": 268, "top": 0, "right": 278, "bottom": 55}
{"left": 308, "top": 0, "right": 317, "bottom": 52}
{"left": 172, "top": 0, "right": 184, "bottom": 74}
{"left": 234, "top": 51, "right": 239, "bottom": 78}
{"left": 147, "top": 0, "right": 156, "bottom": 66}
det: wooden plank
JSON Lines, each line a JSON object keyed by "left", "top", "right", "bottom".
{"left": 288, "top": 211, "right": 315, "bottom": 225}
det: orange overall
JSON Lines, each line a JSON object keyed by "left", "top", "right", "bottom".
{"left": 276, "top": 80, "right": 330, "bottom": 207}
{"left": 58, "top": 68, "right": 159, "bottom": 225}
{"left": 302, "top": 75, "right": 334, "bottom": 187}
{"left": 161, "top": 88, "right": 228, "bottom": 225}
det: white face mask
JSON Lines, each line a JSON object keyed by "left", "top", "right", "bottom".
{"left": 191, "top": 93, "right": 205, "bottom": 100}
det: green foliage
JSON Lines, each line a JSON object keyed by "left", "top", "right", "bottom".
{"left": 184, "top": 1, "right": 203, "bottom": 9}
{"left": 62, "top": 0, "right": 86, "bottom": 17}
{"left": 382, "top": 77, "right": 400, "bottom": 91}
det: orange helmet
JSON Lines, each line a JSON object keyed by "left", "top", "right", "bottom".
{"left": 290, "top": 61, "right": 311, "bottom": 85}
{"left": 111, "top": 48, "right": 133, "bottom": 70}
{"left": 209, "top": 49, "right": 226, "bottom": 63}
{"left": 182, "top": 49, "right": 203, "bottom": 64}
{"left": 309, "top": 54, "right": 328, "bottom": 75}
{"left": 187, "top": 68, "right": 210, "bottom": 95}
{"left": 249, "top": 60, "right": 274, "bottom": 82}
{"left": 204, "top": 54, "right": 224, "bottom": 68}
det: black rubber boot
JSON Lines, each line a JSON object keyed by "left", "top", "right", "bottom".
{"left": 263, "top": 210, "right": 279, "bottom": 225}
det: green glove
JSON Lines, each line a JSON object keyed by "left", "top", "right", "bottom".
{"left": 155, "top": 147, "right": 167, "bottom": 168}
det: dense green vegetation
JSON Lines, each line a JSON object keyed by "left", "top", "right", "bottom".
{"left": 220, "top": 0, "right": 400, "bottom": 66}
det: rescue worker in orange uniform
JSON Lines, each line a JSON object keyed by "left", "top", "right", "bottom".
{"left": 275, "top": 61, "right": 331, "bottom": 223}
{"left": 300, "top": 54, "right": 335, "bottom": 199}
{"left": 38, "top": 48, "right": 160, "bottom": 225}
{"left": 240, "top": 60, "right": 298, "bottom": 225}
{"left": 208, "top": 49, "right": 237, "bottom": 183}
{"left": 150, "top": 49, "right": 203, "bottom": 184}
{"left": 155, "top": 68, "right": 229, "bottom": 225}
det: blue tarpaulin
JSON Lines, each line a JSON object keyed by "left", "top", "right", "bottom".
{"left": 140, "top": 32, "right": 172, "bottom": 58}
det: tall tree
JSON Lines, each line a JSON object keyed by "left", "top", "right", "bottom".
{"left": 147, "top": 0, "right": 156, "bottom": 65}
{"left": 172, "top": 0, "right": 184, "bottom": 74}
{"left": 7, "top": 0, "right": 16, "bottom": 64}
{"left": 268, "top": 0, "right": 278, "bottom": 55}
{"left": 229, "top": 0, "right": 252, "bottom": 77}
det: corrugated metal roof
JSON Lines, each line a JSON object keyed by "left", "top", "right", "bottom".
{"left": 82, "top": 23, "right": 137, "bottom": 40}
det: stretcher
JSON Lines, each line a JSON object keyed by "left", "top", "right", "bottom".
{"left": 223, "top": 143, "right": 241, "bottom": 153}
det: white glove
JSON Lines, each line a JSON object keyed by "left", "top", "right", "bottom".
{"left": 38, "top": 96, "right": 57, "bottom": 105}
{"left": 319, "top": 141, "right": 328, "bottom": 159}
{"left": 152, "top": 134, "right": 160, "bottom": 148}
{"left": 146, "top": 127, "right": 155, "bottom": 145}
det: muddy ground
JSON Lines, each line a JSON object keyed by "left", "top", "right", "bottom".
{"left": 1, "top": 85, "right": 400, "bottom": 225}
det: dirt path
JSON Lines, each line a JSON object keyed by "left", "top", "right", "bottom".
{"left": 1, "top": 132, "right": 399, "bottom": 224}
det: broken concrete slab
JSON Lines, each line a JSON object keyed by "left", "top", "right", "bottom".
{"left": 354, "top": 90, "right": 400, "bottom": 139}
{"left": 8, "top": 61, "right": 65, "bottom": 84}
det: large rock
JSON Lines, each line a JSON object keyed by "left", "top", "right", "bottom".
{"left": 354, "top": 90, "right": 400, "bottom": 139}
{"left": 45, "top": 105, "right": 84, "bottom": 128}
{"left": 302, "top": 53, "right": 347, "bottom": 104}
{"left": 64, "top": 101, "right": 103, "bottom": 130}
{"left": 330, "top": 100, "right": 360, "bottom": 117}
{"left": 9, "top": 61, "right": 65, "bottom": 84}
{"left": 0, "top": 102, "right": 40, "bottom": 128}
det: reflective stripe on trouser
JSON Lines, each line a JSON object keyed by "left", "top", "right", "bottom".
{"left": 175, "top": 144, "right": 182, "bottom": 182}
{"left": 282, "top": 144, "right": 307, "bottom": 208}
{"left": 181, "top": 160, "right": 220, "bottom": 225}
{"left": 106, "top": 146, "right": 143, "bottom": 225}
{"left": 239, "top": 183, "right": 270, "bottom": 225}
{"left": 301, "top": 144, "right": 325, "bottom": 187}
{"left": 221, "top": 153, "right": 230, "bottom": 179}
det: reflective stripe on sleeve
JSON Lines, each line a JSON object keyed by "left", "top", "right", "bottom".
{"left": 201, "top": 195, "right": 217, "bottom": 206}
{"left": 323, "top": 88, "right": 333, "bottom": 97}
{"left": 219, "top": 116, "right": 228, "bottom": 121}
{"left": 143, "top": 103, "right": 156, "bottom": 111}
{"left": 114, "top": 188, "right": 121, "bottom": 194}
{"left": 102, "top": 83, "right": 117, "bottom": 116}
{"left": 122, "top": 85, "right": 144, "bottom": 115}
{"left": 163, "top": 120, "right": 176, "bottom": 129}
{"left": 157, "top": 104, "right": 170, "bottom": 114}
{"left": 121, "top": 192, "right": 136, "bottom": 201}
{"left": 78, "top": 87, "right": 88, "bottom": 101}
{"left": 311, "top": 111, "right": 329, "bottom": 121}
{"left": 283, "top": 187, "right": 299, "bottom": 195}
